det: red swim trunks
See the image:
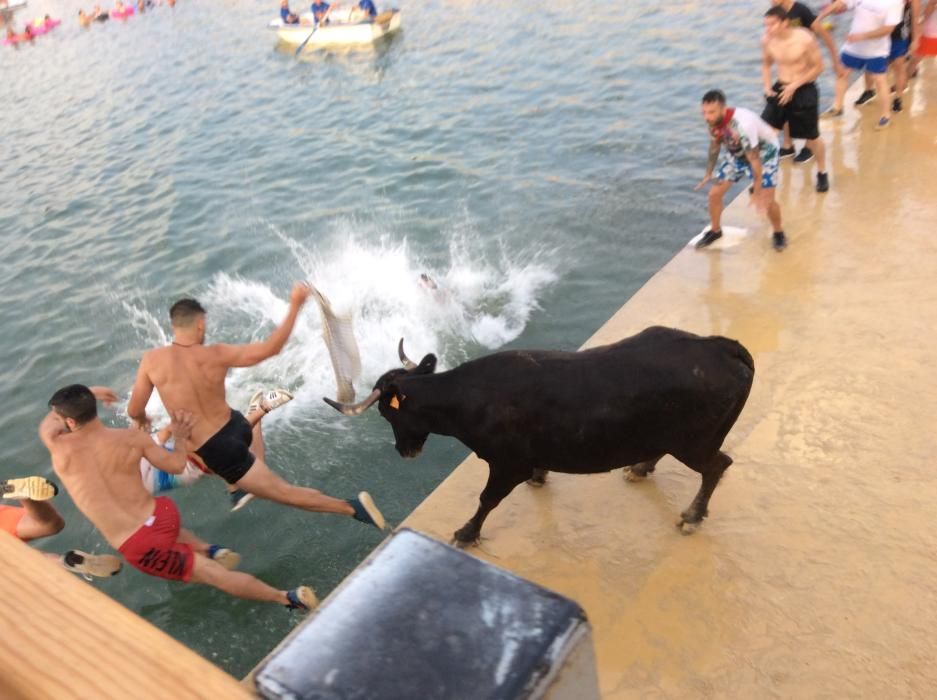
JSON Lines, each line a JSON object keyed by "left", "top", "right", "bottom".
{"left": 0, "top": 505, "right": 25, "bottom": 539}
{"left": 119, "top": 497, "right": 194, "bottom": 582}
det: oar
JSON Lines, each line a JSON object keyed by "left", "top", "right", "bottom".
{"left": 294, "top": 20, "right": 320, "bottom": 56}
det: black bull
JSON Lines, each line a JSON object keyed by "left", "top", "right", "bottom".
{"left": 325, "top": 326, "right": 754, "bottom": 543}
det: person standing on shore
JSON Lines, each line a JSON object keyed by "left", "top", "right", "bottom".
{"left": 852, "top": 0, "right": 920, "bottom": 113}
{"left": 695, "top": 90, "right": 787, "bottom": 252}
{"left": 817, "top": 0, "right": 904, "bottom": 129}
{"left": 768, "top": 0, "right": 845, "bottom": 163}
{"left": 761, "top": 6, "right": 830, "bottom": 192}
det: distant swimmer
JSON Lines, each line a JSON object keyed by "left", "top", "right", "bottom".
{"left": 816, "top": 0, "right": 904, "bottom": 128}
{"left": 78, "top": 9, "right": 91, "bottom": 26}
{"left": 126, "top": 284, "right": 386, "bottom": 531}
{"left": 695, "top": 89, "right": 787, "bottom": 251}
{"left": 766, "top": 0, "right": 846, "bottom": 162}
{"left": 2, "top": 470, "right": 122, "bottom": 578}
{"left": 418, "top": 273, "right": 438, "bottom": 291}
{"left": 41, "top": 385, "right": 317, "bottom": 609}
{"left": 761, "top": 6, "right": 830, "bottom": 192}
{"left": 90, "top": 5, "right": 109, "bottom": 21}
{"left": 280, "top": 0, "right": 300, "bottom": 25}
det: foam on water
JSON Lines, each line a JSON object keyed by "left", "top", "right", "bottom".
{"left": 119, "top": 223, "right": 557, "bottom": 424}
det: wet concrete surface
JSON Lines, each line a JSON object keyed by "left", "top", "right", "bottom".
{"left": 403, "top": 72, "right": 937, "bottom": 698}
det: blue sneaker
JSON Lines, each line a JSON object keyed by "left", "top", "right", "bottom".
{"left": 347, "top": 491, "right": 386, "bottom": 530}
{"left": 285, "top": 586, "right": 318, "bottom": 611}
{"left": 207, "top": 544, "right": 241, "bottom": 570}
{"left": 876, "top": 116, "right": 890, "bottom": 130}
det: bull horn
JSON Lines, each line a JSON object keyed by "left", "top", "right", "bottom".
{"left": 398, "top": 338, "right": 418, "bottom": 370}
{"left": 323, "top": 388, "right": 381, "bottom": 416}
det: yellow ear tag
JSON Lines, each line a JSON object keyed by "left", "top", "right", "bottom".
{"left": 389, "top": 395, "right": 400, "bottom": 410}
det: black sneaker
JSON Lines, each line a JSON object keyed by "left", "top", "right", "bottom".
{"left": 816, "top": 172, "right": 829, "bottom": 193}
{"left": 285, "top": 586, "right": 318, "bottom": 611}
{"left": 347, "top": 491, "right": 386, "bottom": 530}
{"left": 772, "top": 231, "right": 788, "bottom": 251}
{"left": 892, "top": 97, "right": 902, "bottom": 113}
{"left": 779, "top": 146, "right": 796, "bottom": 159}
{"left": 793, "top": 147, "right": 814, "bottom": 164}
{"left": 695, "top": 229, "right": 723, "bottom": 249}
{"left": 854, "top": 89, "right": 876, "bottom": 107}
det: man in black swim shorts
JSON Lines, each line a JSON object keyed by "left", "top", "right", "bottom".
{"left": 127, "top": 282, "right": 385, "bottom": 531}
{"left": 761, "top": 6, "right": 830, "bottom": 192}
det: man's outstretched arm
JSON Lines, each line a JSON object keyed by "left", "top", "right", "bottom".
{"left": 212, "top": 282, "right": 312, "bottom": 368}
{"left": 127, "top": 355, "right": 155, "bottom": 430}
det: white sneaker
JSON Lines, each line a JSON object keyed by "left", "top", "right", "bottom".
{"left": 247, "top": 388, "right": 294, "bottom": 415}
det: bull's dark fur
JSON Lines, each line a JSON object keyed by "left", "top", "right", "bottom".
{"left": 336, "top": 326, "right": 755, "bottom": 543}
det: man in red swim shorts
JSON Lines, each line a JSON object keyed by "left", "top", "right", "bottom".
{"left": 40, "top": 384, "right": 315, "bottom": 609}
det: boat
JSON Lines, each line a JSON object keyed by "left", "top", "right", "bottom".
{"left": 268, "top": 8, "right": 400, "bottom": 49}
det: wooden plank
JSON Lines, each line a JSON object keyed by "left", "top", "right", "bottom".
{"left": 0, "top": 534, "right": 253, "bottom": 700}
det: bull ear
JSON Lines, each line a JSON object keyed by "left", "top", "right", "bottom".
{"left": 416, "top": 354, "right": 437, "bottom": 375}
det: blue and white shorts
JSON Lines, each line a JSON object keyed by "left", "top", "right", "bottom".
{"left": 715, "top": 152, "right": 779, "bottom": 190}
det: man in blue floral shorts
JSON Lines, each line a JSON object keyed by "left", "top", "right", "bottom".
{"left": 695, "top": 89, "right": 787, "bottom": 251}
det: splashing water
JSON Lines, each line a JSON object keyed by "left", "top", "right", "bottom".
{"left": 118, "top": 223, "right": 558, "bottom": 425}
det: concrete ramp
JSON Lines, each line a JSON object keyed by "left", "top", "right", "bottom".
{"left": 402, "top": 72, "right": 937, "bottom": 698}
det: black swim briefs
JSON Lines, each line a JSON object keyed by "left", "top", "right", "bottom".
{"left": 194, "top": 410, "right": 255, "bottom": 484}
{"left": 762, "top": 81, "right": 819, "bottom": 141}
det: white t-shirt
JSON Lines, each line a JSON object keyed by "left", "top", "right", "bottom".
{"left": 717, "top": 107, "right": 780, "bottom": 161}
{"left": 842, "top": 0, "right": 904, "bottom": 58}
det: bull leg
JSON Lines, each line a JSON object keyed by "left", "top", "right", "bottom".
{"left": 623, "top": 455, "right": 663, "bottom": 482}
{"left": 453, "top": 469, "right": 526, "bottom": 548}
{"left": 677, "top": 451, "right": 733, "bottom": 535}
{"left": 526, "top": 468, "right": 548, "bottom": 487}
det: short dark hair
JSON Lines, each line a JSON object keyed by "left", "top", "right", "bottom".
{"left": 701, "top": 90, "right": 726, "bottom": 105}
{"left": 765, "top": 6, "right": 788, "bottom": 20}
{"left": 169, "top": 298, "right": 206, "bottom": 327}
{"left": 48, "top": 384, "right": 98, "bottom": 425}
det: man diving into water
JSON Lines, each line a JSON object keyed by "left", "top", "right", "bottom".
{"left": 127, "top": 282, "right": 385, "bottom": 530}
{"left": 41, "top": 385, "right": 316, "bottom": 608}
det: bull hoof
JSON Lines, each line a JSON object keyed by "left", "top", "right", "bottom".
{"left": 526, "top": 469, "right": 548, "bottom": 487}
{"left": 623, "top": 467, "right": 647, "bottom": 482}
{"left": 679, "top": 520, "right": 701, "bottom": 535}
{"left": 451, "top": 526, "right": 480, "bottom": 548}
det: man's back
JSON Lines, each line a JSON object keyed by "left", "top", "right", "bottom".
{"left": 143, "top": 345, "right": 231, "bottom": 447}
{"left": 50, "top": 425, "right": 155, "bottom": 548}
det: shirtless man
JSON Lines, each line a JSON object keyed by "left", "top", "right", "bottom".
{"left": 41, "top": 384, "right": 316, "bottom": 609}
{"left": 768, "top": 0, "right": 845, "bottom": 162}
{"left": 127, "top": 283, "right": 385, "bottom": 530}
{"left": 761, "top": 6, "right": 830, "bottom": 193}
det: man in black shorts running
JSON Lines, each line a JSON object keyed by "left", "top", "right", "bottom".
{"left": 761, "top": 5, "right": 830, "bottom": 192}
{"left": 127, "top": 283, "right": 385, "bottom": 531}
{"left": 768, "top": 0, "right": 844, "bottom": 162}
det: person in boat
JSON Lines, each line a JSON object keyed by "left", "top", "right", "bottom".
{"left": 41, "top": 384, "right": 318, "bottom": 610}
{"left": 280, "top": 0, "right": 300, "bottom": 24}
{"left": 349, "top": 0, "right": 377, "bottom": 20}
{"left": 2, "top": 472, "right": 123, "bottom": 578}
{"left": 311, "top": 0, "right": 332, "bottom": 24}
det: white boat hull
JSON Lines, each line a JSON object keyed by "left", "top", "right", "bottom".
{"left": 270, "top": 9, "right": 401, "bottom": 48}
